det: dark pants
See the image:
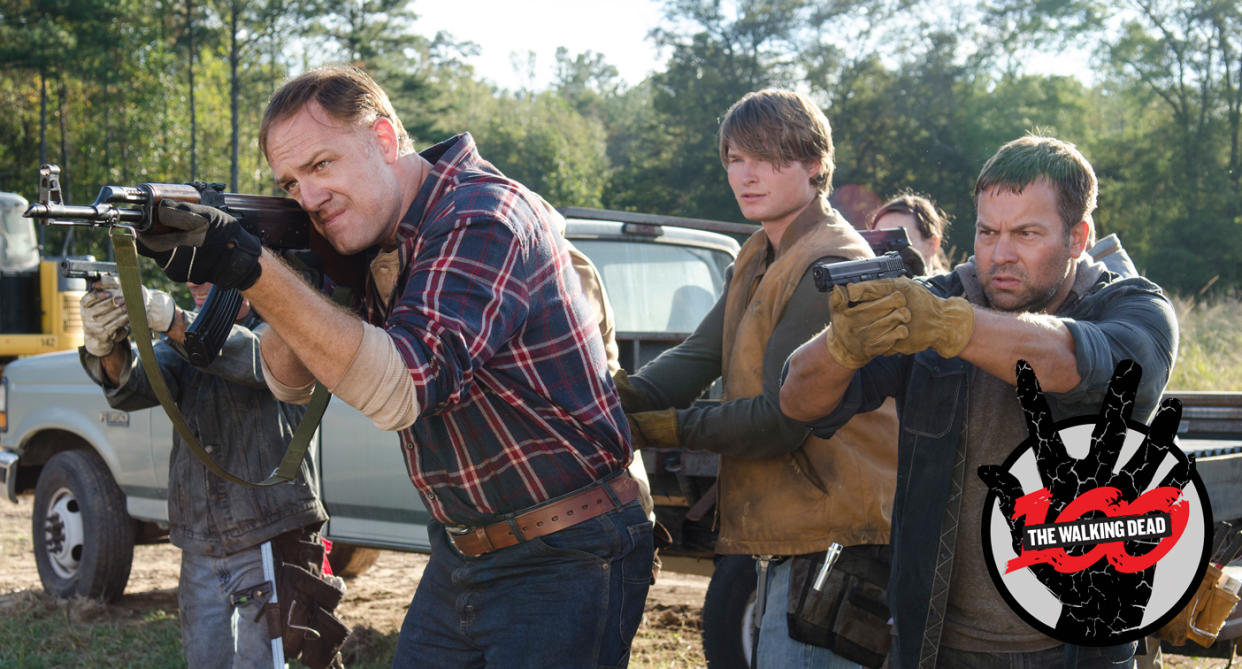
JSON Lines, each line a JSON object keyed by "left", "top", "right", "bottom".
{"left": 936, "top": 642, "right": 1137, "bottom": 668}
{"left": 392, "top": 501, "right": 654, "bottom": 669}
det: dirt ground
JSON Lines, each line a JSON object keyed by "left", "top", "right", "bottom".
{"left": 4, "top": 492, "right": 1236, "bottom": 668}
{"left": 0, "top": 491, "right": 709, "bottom": 665}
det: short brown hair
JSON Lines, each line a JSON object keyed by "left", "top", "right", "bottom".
{"left": 869, "top": 190, "right": 952, "bottom": 242}
{"left": 718, "top": 89, "right": 835, "bottom": 195}
{"left": 259, "top": 65, "right": 414, "bottom": 157}
{"left": 974, "top": 135, "right": 1097, "bottom": 234}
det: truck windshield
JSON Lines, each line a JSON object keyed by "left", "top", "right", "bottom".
{"left": 0, "top": 194, "right": 37, "bottom": 274}
{"left": 573, "top": 239, "right": 732, "bottom": 333}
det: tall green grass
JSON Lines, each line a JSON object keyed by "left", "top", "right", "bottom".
{"left": 1168, "top": 293, "right": 1242, "bottom": 391}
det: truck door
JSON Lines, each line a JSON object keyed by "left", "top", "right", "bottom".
{"left": 318, "top": 402, "right": 432, "bottom": 552}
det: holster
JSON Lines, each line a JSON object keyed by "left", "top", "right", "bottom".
{"left": 1156, "top": 564, "right": 1240, "bottom": 647}
{"left": 651, "top": 520, "right": 673, "bottom": 585}
{"left": 271, "top": 527, "right": 351, "bottom": 669}
{"left": 786, "top": 544, "right": 891, "bottom": 668}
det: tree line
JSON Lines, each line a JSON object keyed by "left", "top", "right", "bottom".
{"left": 1, "top": 0, "right": 1238, "bottom": 294}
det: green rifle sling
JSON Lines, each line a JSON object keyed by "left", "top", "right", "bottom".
{"left": 110, "top": 226, "right": 330, "bottom": 487}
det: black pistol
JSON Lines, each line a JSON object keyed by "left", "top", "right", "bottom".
{"left": 812, "top": 252, "right": 910, "bottom": 292}
{"left": 59, "top": 258, "right": 119, "bottom": 282}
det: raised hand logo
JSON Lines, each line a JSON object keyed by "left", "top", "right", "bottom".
{"left": 978, "top": 360, "right": 1211, "bottom": 645}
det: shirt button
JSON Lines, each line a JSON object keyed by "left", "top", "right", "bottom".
{"left": 204, "top": 444, "right": 215, "bottom": 454}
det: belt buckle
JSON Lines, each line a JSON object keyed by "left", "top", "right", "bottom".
{"left": 446, "top": 524, "right": 493, "bottom": 556}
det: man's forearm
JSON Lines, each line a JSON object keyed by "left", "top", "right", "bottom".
{"left": 259, "top": 323, "right": 315, "bottom": 390}
{"left": 95, "top": 303, "right": 188, "bottom": 387}
{"left": 246, "top": 249, "right": 364, "bottom": 389}
{"left": 97, "top": 343, "right": 127, "bottom": 387}
{"left": 779, "top": 328, "right": 856, "bottom": 422}
{"left": 959, "top": 308, "right": 1080, "bottom": 391}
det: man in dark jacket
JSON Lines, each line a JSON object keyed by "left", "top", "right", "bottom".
{"left": 80, "top": 280, "right": 341, "bottom": 668}
{"left": 781, "top": 135, "right": 1178, "bottom": 668}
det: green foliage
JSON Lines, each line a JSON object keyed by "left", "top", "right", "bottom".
{"left": 0, "top": 0, "right": 1240, "bottom": 297}
{"left": 471, "top": 93, "right": 609, "bottom": 208}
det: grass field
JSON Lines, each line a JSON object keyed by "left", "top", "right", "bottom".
{"left": 1168, "top": 294, "right": 1242, "bottom": 391}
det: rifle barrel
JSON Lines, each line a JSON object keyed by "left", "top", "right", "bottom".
{"left": 24, "top": 202, "right": 145, "bottom": 226}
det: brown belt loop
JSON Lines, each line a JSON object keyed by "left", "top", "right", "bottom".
{"left": 505, "top": 517, "right": 527, "bottom": 543}
{"left": 447, "top": 471, "right": 637, "bottom": 558}
{"left": 600, "top": 472, "right": 624, "bottom": 507}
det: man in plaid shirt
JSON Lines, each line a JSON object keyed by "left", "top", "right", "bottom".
{"left": 137, "top": 65, "right": 653, "bottom": 668}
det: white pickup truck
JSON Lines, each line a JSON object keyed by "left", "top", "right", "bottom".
{"left": 0, "top": 208, "right": 769, "bottom": 666}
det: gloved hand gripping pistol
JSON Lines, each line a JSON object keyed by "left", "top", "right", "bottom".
{"left": 811, "top": 227, "right": 925, "bottom": 293}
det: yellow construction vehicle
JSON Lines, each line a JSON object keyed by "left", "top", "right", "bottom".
{"left": 0, "top": 191, "right": 86, "bottom": 367}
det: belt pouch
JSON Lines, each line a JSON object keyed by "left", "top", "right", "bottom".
{"left": 786, "top": 543, "right": 891, "bottom": 668}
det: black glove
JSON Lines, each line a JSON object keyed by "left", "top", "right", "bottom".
{"left": 897, "top": 243, "right": 927, "bottom": 276}
{"left": 137, "top": 200, "right": 263, "bottom": 290}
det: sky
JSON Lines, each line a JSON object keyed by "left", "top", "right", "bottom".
{"left": 410, "top": 0, "right": 1092, "bottom": 92}
{"left": 412, "top": 0, "right": 669, "bottom": 90}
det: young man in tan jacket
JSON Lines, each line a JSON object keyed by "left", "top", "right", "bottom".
{"left": 619, "top": 89, "right": 899, "bottom": 668}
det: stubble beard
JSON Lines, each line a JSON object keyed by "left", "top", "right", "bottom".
{"left": 981, "top": 262, "right": 1070, "bottom": 314}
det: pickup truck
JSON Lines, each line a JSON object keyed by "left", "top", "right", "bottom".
{"left": 4, "top": 208, "right": 1241, "bottom": 668}
{"left": 0, "top": 208, "right": 766, "bottom": 665}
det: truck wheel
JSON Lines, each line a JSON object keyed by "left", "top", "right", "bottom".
{"left": 702, "top": 554, "right": 758, "bottom": 669}
{"left": 327, "top": 542, "right": 380, "bottom": 579}
{"left": 32, "top": 450, "right": 134, "bottom": 602}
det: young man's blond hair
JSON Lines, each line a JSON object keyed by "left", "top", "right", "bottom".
{"left": 718, "top": 89, "right": 835, "bottom": 195}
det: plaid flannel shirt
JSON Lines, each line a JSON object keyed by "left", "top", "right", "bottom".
{"left": 362, "top": 133, "right": 630, "bottom": 525}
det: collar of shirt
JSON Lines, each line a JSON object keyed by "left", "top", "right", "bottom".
{"left": 362, "top": 132, "right": 493, "bottom": 321}
{"left": 393, "top": 132, "right": 491, "bottom": 252}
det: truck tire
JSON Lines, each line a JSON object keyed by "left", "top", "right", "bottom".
{"left": 327, "top": 542, "right": 381, "bottom": 579}
{"left": 32, "top": 449, "right": 135, "bottom": 602}
{"left": 702, "top": 554, "right": 758, "bottom": 669}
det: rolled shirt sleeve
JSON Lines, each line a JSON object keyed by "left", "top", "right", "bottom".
{"left": 1059, "top": 278, "right": 1178, "bottom": 418}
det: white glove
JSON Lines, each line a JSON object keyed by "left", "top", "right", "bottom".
{"left": 80, "top": 282, "right": 129, "bottom": 356}
{"left": 141, "top": 286, "right": 177, "bottom": 333}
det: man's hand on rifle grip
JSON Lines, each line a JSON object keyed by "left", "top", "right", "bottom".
{"left": 137, "top": 200, "right": 263, "bottom": 290}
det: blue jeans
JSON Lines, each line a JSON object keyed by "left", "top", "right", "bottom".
{"left": 393, "top": 501, "right": 654, "bottom": 668}
{"left": 757, "top": 558, "right": 863, "bottom": 669}
{"left": 936, "top": 642, "right": 1137, "bottom": 668}
{"left": 178, "top": 546, "right": 276, "bottom": 669}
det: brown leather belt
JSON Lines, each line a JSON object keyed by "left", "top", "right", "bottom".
{"left": 446, "top": 473, "right": 638, "bottom": 557}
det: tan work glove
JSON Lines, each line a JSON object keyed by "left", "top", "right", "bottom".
{"left": 628, "top": 409, "right": 679, "bottom": 448}
{"left": 846, "top": 278, "right": 975, "bottom": 358}
{"left": 79, "top": 277, "right": 129, "bottom": 356}
{"left": 139, "top": 286, "right": 178, "bottom": 333}
{"left": 613, "top": 369, "right": 654, "bottom": 413}
{"left": 823, "top": 283, "right": 912, "bottom": 369}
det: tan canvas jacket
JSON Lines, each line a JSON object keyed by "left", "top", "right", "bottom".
{"left": 715, "top": 198, "right": 899, "bottom": 554}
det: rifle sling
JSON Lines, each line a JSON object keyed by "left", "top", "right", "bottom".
{"left": 111, "top": 226, "right": 330, "bottom": 488}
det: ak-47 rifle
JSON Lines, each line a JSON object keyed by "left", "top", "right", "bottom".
{"left": 23, "top": 164, "right": 348, "bottom": 488}
{"left": 24, "top": 164, "right": 362, "bottom": 366}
